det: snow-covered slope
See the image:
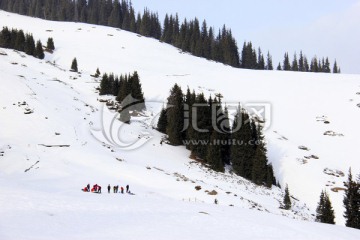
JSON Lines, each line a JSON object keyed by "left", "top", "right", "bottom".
{"left": 1, "top": 10, "right": 360, "bottom": 239}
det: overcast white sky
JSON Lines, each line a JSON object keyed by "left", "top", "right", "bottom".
{"left": 131, "top": 0, "right": 360, "bottom": 74}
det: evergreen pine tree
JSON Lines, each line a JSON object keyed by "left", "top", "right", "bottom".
{"left": 0, "top": 27, "right": 11, "bottom": 48}
{"left": 230, "top": 106, "right": 254, "bottom": 179}
{"left": 251, "top": 124, "right": 267, "bottom": 185}
{"left": 324, "top": 57, "right": 331, "bottom": 73}
{"left": 99, "top": 73, "right": 110, "bottom": 95}
{"left": 304, "top": 56, "right": 309, "bottom": 72}
{"left": 166, "top": 84, "right": 184, "bottom": 146}
{"left": 14, "top": 29, "right": 25, "bottom": 51}
{"left": 46, "top": 37, "right": 55, "bottom": 51}
{"left": 266, "top": 164, "right": 275, "bottom": 188}
{"left": 157, "top": 107, "right": 168, "bottom": 134}
{"left": 206, "top": 130, "right": 224, "bottom": 172}
{"left": 321, "top": 58, "right": 325, "bottom": 72}
{"left": 343, "top": 169, "right": 360, "bottom": 229}
{"left": 9, "top": 28, "right": 17, "bottom": 49}
{"left": 277, "top": 62, "right": 282, "bottom": 70}
{"left": 257, "top": 47, "right": 265, "bottom": 70}
{"left": 117, "top": 74, "right": 131, "bottom": 104}
{"left": 129, "top": 6, "right": 137, "bottom": 33}
{"left": 95, "top": 67, "right": 101, "bottom": 78}
{"left": 283, "top": 52, "right": 291, "bottom": 71}
{"left": 283, "top": 184, "right": 291, "bottom": 210}
{"left": 184, "top": 87, "right": 196, "bottom": 150}
{"left": 34, "top": 40, "right": 44, "bottom": 59}
{"left": 24, "top": 33, "right": 35, "bottom": 56}
{"left": 316, "top": 190, "right": 325, "bottom": 222}
{"left": 219, "top": 106, "right": 231, "bottom": 164}
{"left": 310, "top": 57, "right": 318, "bottom": 72}
{"left": 316, "top": 190, "right": 335, "bottom": 224}
{"left": 129, "top": 71, "right": 145, "bottom": 111}
{"left": 298, "top": 51, "right": 304, "bottom": 72}
{"left": 291, "top": 53, "right": 298, "bottom": 71}
{"left": 333, "top": 60, "right": 339, "bottom": 74}
{"left": 108, "top": 0, "right": 121, "bottom": 27}
{"left": 109, "top": 74, "right": 118, "bottom": 96}
{"left": 266, "top": 51, "right": 273, "bottom": 70}
{"left": 71, "top": 57, "right": 78, "bottom": 72}
{"left": 190, "top": 93, "right": 212, "bottom": 159}
{"left": 323, "top": 191, "right": 336, "bottom": 224}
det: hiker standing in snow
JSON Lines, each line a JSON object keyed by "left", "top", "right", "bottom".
{"left": 87, "top": 184, "right": 90, "bottom": 192}
{"left": 98, "top": 185, "right": 101, "bottom": 193}
{"left": 126, "top": 185, "right": 129, "bottom": 193}
{"left": 121, "top": 186, "right": 124, "bottom": 194}
{"left": 108, "top": 184, "right": 111, "bottom": 193}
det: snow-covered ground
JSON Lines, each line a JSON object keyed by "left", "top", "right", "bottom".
{"left": 1, "top": 10, "right": 360, "bottom": 239}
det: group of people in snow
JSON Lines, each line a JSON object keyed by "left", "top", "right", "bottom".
{"left": 82, "top": 184, "right": 102, "bottom": 193}
{"left": 83, "top": 183, "right": 130, "bottom": 194}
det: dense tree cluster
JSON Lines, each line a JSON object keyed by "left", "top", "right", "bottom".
{"left": 0, "top": 0, "right": 240, "bottom": 67}
{"left": 99, "top": 71, "right": 145, "bottom": 112}
{"left": 278, "top": 51, "right": 340, "bottom": 73}
{"left": 240, "top": 42, "right": 273, "bottom": 70}
{"left": 158, "top": 84, "right": 275, "bottom": 186}
{"left": 0, "top": 26, "right": 45, "bottom": 59}
{"left": 162, "top": 15, "right": 240, "bottom": 67}
{"left": 0, "top": 0, "right": 342, "bottom": 72}
{"left": 316, "top": 190, "right": 335, "bottom": 224}
{"left": 231, "top": 106, "right": 275, "bottom": 186}
{"left": 343, "top": 169, "right": 360, "bottom": 229}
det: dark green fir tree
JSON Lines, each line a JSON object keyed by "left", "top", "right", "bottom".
{"left": 230, "top": 106, "right": 255, "bottom": 179}
{"left": 35, "top": 40, "right": 44, "bottom": 59}
{"left": 14, "top": 29, "right": 25, "bottom": 52}
{"left": 283, "top": 184, "right": 291, "bottom": 210}
{"left": 71, "top": 57, "right": 78, "bottom": 72}
{"left": 24, "top": 33, "right": 35, "bottom": 56}
{"left": 316, "top": 190, "right": 335, "bottom": 224}
{"left": 251, "top": 125, "right": 268, "bottom": 185}
{"left": 157, "top": 107, "right": 168, "bottom": 134}
{"left": 95, "top": 67, "right": 101, "bottom": 78}
{"left": 166, "top": 84, "right": 184, "bottom": 146}
{"left": 99, "top": 73, "right": 110, "bottom": 95}
{"left": 46, "top": 37, "right": 55, "bottom": 51}
{"left": 283, "top": 52, "right": 291, "bottom": 71}
{"left": 129, "top": 71, "right": 145, "bottom": 111}
{"left": 266, "top": 51, "right": 273, "bottom": 70}
{"left": 343, "top": 169, "right": 360, "bottom": 229}
{"left": 206, "top": 130, "right": 224, "bottom": 172}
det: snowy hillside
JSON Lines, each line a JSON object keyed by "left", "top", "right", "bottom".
{"left": 1, "top": 10, "right": 360, "bottom": 239}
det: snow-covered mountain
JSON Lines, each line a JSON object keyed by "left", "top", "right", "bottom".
{"left": 1, "top": 10, "right": 360, "bottom": 239}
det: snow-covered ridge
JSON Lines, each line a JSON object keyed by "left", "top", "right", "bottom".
{"left": 1, "top": 10, "right": 360, "bottom": 239}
